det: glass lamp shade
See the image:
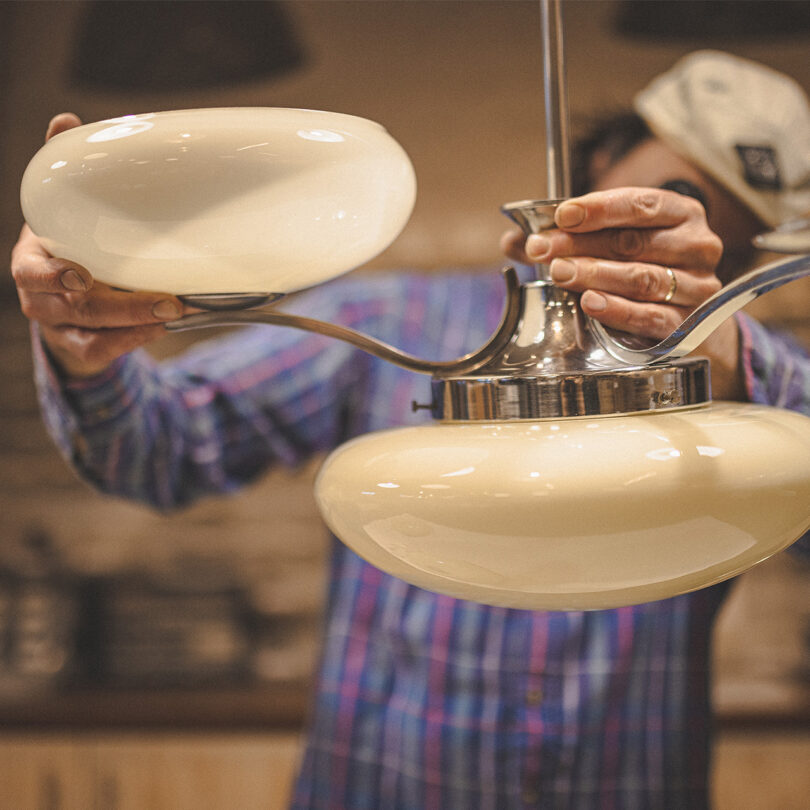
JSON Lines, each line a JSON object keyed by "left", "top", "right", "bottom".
{"left": 315, "top": 403, "right": 810, "bottom": 610}
{"left": 20, "top": 108, "right": 416, "bottom": 295}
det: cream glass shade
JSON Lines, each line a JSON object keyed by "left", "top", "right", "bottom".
{"left": 20, "top": 108, "right": 416, "bottom": 295}
{"left": 315, "top": 403, "right": 810, "bottom": 610}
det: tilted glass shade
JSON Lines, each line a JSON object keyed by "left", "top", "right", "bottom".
{"left": 20, "top": 108, "right": 416, "bottom": 295}
{"left": 315, "top": 403, "right": 810, "bottom": 610}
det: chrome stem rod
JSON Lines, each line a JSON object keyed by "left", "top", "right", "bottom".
{"left": 540, "top": 0, "right": 571, "bottom": 201}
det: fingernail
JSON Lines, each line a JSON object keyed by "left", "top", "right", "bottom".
{"left": 526, "top": 234, "right": 551, "bottom": 260}
{"left": 550, "top": 258, "right": 576, "bottom": 283}
{"left": 152, "top": 299, "right": 181, "bottom": 320}
{"left": 582, "top": 291, "right": 607, "bottom": 312}
{"left": 61, "top": 269, "right": 88, "bottom": 292}
{"left": 557, "top": 203, "right": 585, "bottom": 229}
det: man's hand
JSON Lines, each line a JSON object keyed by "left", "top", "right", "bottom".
{"left": 501, "top": 187, "right": 745, "bottom": 400}
{"left": 11, "top": 114, "right": 187, "bottom": 379}
{"left": 501, "top": 187, "right": 724, "bottom": 337}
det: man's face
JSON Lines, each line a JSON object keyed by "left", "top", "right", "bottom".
{"left": 592, "top": 137, "right": 764, "bottom": 283}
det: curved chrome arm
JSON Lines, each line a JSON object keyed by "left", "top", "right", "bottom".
{"left": 166, "top": 267, "right": 524, "bottom": 377}
{"left": 591, "top": 252, "right": 810, "bottom": 366}
{"left": 168, "top": 253, "right": 810, "bottom": 375}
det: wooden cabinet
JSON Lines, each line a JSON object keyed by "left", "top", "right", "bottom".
{"left": 0, "top": 733, "right": 300, "bottom": 810}
{"left": 2, "top": 731, "right": 810, "bottom": 810}
{"left": 712, "top": 733, "right": 810, "bottom": 810}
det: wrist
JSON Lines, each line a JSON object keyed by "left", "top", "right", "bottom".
{"left": 696, "top": 318, "right": 746, "bottom": 402}
{"left": 38, "top": 328, "right": 116, "bottom": 381}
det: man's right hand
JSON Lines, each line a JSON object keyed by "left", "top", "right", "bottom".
{"left": 10, "top": 113, "right": 186, "bottom": 379}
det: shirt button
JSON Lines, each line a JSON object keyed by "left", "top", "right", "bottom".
{"left": 526, "top": 687, "right": 543, "bottom": 706}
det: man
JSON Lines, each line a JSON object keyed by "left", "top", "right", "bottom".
{"left": 10, "top": 51, "right": 810, "bottom": 808}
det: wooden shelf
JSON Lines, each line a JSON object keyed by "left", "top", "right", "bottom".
{"left": 0, "top": 682, "right": 310, "bottom": 731}
{"left": 2, "top": 678, "right": 808, "bottom": 734}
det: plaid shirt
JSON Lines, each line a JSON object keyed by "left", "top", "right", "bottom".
{"left": 34, "top": 270, "right": 810, "bottom": 809}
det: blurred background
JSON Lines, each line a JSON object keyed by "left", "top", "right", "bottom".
{"left": 0, "top": 1, "right": 808, "bottom": 808}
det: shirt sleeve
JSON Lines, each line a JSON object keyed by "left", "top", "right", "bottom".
{"left": 737, "top": 312, "right": 810, "bottom": 557}
{"left": 31, "top": 281, "right": 388, "bottom": 511}
{"left": 738, "top": 311, "right": 810, "bottom": 411}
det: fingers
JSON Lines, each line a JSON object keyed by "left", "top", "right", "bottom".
{"left": 500, "top": 229, "right": 529, "bottom": 264}
{"left": 545, "top": 188, "right": 723, "bottom": 271}
{"left": 496, "top": 186, "right": 727, "bottom": 344}
{"left": 45, "top": 112, "right": 82, "bottom": 141}
{"left": 554, "top": 187, "right": 705, "bottom": 233}
{"left": 500, "top": 188, "right": 723, "bottom": 272}
{"left": 13, "top": 222, "right": 184, "bottom": 378}
{"left": 13, "top": 227, "right": 183, "bottom": 327}
{"left": 13, "top": 112, "right": 180, "bottom": 378}
{"left": 20, "top": 284, "right": 184, "bottom": 329}
{"left": 579, "top": 291, "right": 689, "bottom": 342}
{"left": 23, "top": 278, "right": 185, "bottom": 379}
{"left": 525, "top": 222, "right": 722, "bottom": 272}
{"left": 12, "top": 226, "right": 94, "bottom": 294}
{"left": 23, "top": 281, "right": 184, "bottom": 380}
{"left": 549, "top": 258, "right": 721, "bottom": 309}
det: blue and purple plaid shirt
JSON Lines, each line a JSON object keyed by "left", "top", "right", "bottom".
{"left": 34, "top": 270, "right": 810, "bottom": 809}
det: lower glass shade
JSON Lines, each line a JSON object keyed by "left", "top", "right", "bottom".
{"left": 315, "top": 403, "right": 810, "bottom": 610}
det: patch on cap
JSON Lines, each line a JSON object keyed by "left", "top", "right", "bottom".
{"left": 735, "top": 144, "right": 782, "bottom": 190}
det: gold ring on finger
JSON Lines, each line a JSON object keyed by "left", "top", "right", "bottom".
{"left": 663, "top": 267, "right": 677, "bottom": 303}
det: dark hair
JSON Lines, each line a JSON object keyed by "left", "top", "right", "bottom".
{"left": 570, "top": 112, "right": 652, "bottom": 196}
{"left": 570, "top": 111, "right": 710, "bottom": 213}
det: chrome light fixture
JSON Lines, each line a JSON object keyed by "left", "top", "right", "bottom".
{"left": 20, "top": 3, "right": 810, "bottom": 609}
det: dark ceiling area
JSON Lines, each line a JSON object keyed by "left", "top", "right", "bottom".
{"left": 616, "top": 0, "right": 810, "bottom": 39}
{"left": 70, "top": 1, "right": 305, "bottom": 92}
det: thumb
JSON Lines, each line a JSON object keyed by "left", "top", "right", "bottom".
{"left": 45, "top": 112, "right": 83, "bottom": 141}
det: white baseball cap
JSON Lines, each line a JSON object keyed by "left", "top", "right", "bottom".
{"left": 634, "top": 50, "right": 810, "bottom": 227}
